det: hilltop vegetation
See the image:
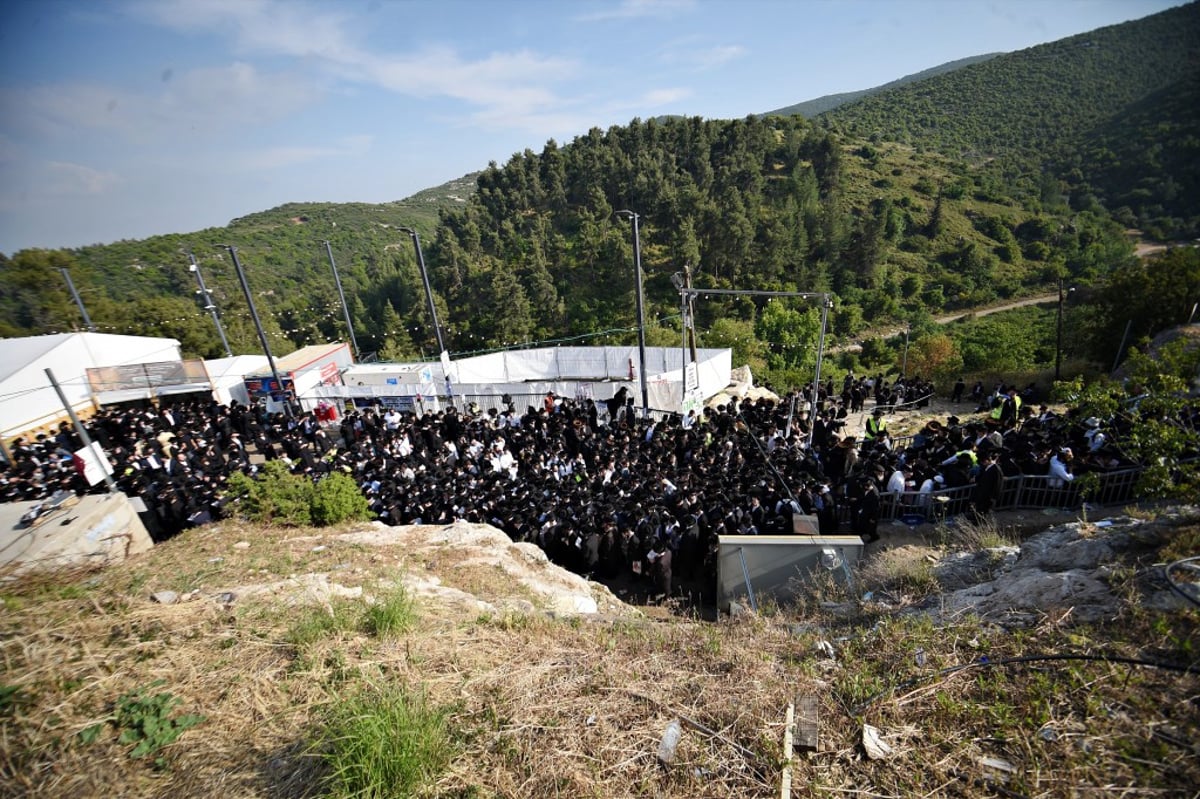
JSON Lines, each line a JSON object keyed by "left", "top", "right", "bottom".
{"left": 819, "top": 2, "right": 1200, "bottom": 240}
{"left": 1, "top": 4, "right": 1193, "bottom": 390}
{"left": 766, "top": 53, "right": 1001, "bottom": 118}
{"left": 2, "top": 507, "right": 1198, "bottom": 798}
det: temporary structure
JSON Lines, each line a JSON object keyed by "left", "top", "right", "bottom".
{"left": 0, "top": 332, "right": 182, "bottom": 442}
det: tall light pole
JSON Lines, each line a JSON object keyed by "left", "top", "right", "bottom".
{"left": 901, "top": 324, "right": 911, "bottom": 380}
{"left": 188, "top": 253, "right": 234, "bottom": 357}
{"left": 616, "top": 210, "right": 649, "bottom": 418}
{"left": 223, "top": 245, "right": 292, "bottom": 419}
{"left": 809, "top": 295, "right": 832, "bottom": 451}
{"left": 397, "top": 227, "right": 445, "bottom": 355}
{"left": 58, "top": 268, "right": 95, "bottom": 333}
{"left": 1055, "top": 277, "right": 1074, "bottom": 382}
{"left": 323, "top": 240, "right": 360, "bottom": 360}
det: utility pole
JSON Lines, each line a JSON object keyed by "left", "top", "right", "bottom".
{"left": 59, "top": 268, "right": 96, "bottom": 333}
{"left": 46, "top": 368, "right": 116, "bottom": 493}
{"left": 1055, "top": 276, "right": 1065, "bottom": 381}
{"left": 616, "top": 210, "right": 649, "bottom": 418}
{"left": 397, "top": 227, "right": 445, "bottom": 355}
{"left": 188, "top": 253, "right": 233, "bottom": 357}
{"left": 398, "top": 226, "right": 451, "bottom": 407}
{"left": 223, "top": 245, "right": 292, "bottom": 419}
{"left": 673, "top": 286, "right": 831, "bottom": 449}
{"left": 323, "top": 240, "right": 360, "bottom": 360}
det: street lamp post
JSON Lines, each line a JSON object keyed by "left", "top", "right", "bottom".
{"left": 398, "top": 226, "right": 452, "bottom": 408}
{"left": 188, "top": 253, "right": 233, "bottom": 357}
{"left": 1055, "top": 277, "right": 1074, "bottom": 382}
{"left": 901, "top": 324, "right": 911, "bottom": 380}
{"left": 616, "top": 210, "right": 649, "bottom": 418}
{"left": 58, "top": 268, "right": 96, "bottom": 333}
{"left": 397, "top": 227, "right": 445, "bottom": 355}
{"left": 223, "top": 245, "right": 292, "bottom": 419}
{"left": 323, "top": 240, "right": 360, "bottom": 360}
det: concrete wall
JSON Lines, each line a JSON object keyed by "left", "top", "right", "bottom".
{"left": 0, "top": 493, "right": 153, "bottom": 577}
{"left": 717, "top": 534, "right": 865, "bottom": 610}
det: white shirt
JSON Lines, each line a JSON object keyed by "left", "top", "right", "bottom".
{"left": 1048, "top": 455, "right": 1075, "bottom": 487}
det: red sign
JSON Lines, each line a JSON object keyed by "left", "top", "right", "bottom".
{"left": 319, "top": 362, "right": 340, "bottom": 384}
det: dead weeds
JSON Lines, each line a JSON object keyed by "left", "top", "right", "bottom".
{"left": 1, "top": 516, "right": 1198, "bottom": 798}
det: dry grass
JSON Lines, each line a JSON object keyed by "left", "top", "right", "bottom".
{"left": 2, "top": 516, "right": 1199, "bottom": 798}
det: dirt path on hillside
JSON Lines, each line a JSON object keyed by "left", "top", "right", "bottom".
{"left": 833, "top": 293, "right": 1058, "bottom": 353}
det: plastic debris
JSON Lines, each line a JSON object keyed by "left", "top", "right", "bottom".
{"left": 914, "top": 648, "right": 927, "bottom": 667}
{"left": 657, "top": 719, "right": 683, "bottom": 766}
{"left": 980, "top": 755, "right": 1015, "bottom": 774}
{"left": 862, "top": 724, "right": 893, "bottom": 760}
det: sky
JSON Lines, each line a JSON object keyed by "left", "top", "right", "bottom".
{"left": 0, "top": 0, "right": 1182, "bottom": 255}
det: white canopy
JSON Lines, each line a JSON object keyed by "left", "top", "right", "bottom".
{"left": 0, "top": 333, "right": 182, "bottom": 440}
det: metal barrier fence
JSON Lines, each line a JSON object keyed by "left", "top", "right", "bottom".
{"left": 858, "top": 466, "right": 1148, "bottom": 526}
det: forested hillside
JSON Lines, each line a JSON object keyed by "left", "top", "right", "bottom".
{"left": 425, "top": 114, "right": 1129, "bottom": 386}
{"left": 818, "top": 2, "right": 1200, "bottom": 239}
{"left": 766, "top": 53, "right": 1000, "bottom": 119}
{"left": 3, "top": 6, "right": 1189, "bottom": 388}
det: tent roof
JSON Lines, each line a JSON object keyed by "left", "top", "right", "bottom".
{"left": 0, "top": 332, "right": 183, "bottom": 384}
{"left": 0, "top": 334, "right": 77, "bottom": 383}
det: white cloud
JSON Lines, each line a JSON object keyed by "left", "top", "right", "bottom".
{"left": 130, "top": 0, "right": 589, "bottom": 135}
{"left": 239, "top": 133, "right": 373, "bottom": 170}
{"left": 640, "top": 87, "right": 692, "bottom": 106}
{"left": 2, "top": 62, "right": 318, "bottom": 144}
{"left": 576, "top": 0, "right": 696, "bottom": 22}
{"left": 361, "top": 46, "right": 576, "bottom": 113}
{"left": 45, "top": 161, "right": 121, "bottom": 196}
{"left": 664, "top": 44, "right": 746, "bottom": 69}
{"left": 131, "top": 0, "right": 358, "bottom": 61}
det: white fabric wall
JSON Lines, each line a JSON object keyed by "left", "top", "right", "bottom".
{"left": 1, "top": 333, "right": 182, "bottom": 439}
{"left": 204, "top": 355, "right": 270, "bottom": 406}
{"left": 305, "top": 346, "right": 732, "bottom": 416}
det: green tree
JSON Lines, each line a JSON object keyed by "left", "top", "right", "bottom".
{"left": 1056, "top": 336, "right": 1200, "bottom": 500}
{"left": 1093, "top": 247, "right": 1200, "bottom": 362}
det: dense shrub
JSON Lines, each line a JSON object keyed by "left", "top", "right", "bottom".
{"left": 224, "top": 462, "right": 373, "bottom": 527}
{"left": 312, "top": 471, "right": 374, "bottom": 526}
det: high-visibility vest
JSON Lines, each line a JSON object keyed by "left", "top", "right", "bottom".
{"left": 865, "top": 416, "right": 887, "bottom": 439}
{"left": 955, "top": 449, "right": 979, "bottom": 466}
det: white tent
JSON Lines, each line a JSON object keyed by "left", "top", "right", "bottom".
{"left": 0, "top": 333, "right": 182, "bottom": 440}
{"left": 203, "top": 355, "right": 270, "bottom": 406}
{"left": 327, "top": 345, "right": 733, "bottom": 417}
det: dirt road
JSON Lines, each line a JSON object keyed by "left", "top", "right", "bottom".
{"left": 833, "top": 292, "right": 1058, "bottom": 353}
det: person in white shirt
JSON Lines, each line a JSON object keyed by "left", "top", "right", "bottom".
{"left": 1048, "top": 448, "right": 1075, "bottom": 487}
{"left": 1083, "top": 418, "right": 1107, "bottom": 452}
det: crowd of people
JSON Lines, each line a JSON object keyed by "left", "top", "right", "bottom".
{"left": 0, "top": 373, "right": 1154, "bottom": 599}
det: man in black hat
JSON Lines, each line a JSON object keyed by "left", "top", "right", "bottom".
{"left": 970, "top": 447, "right": 1004, "bottom": 520}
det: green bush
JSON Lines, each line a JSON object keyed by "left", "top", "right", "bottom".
{"left": 312, "top": 471, "right": 374, "bottom": 526}
{"left": 315, "top": 684, "right": 453, "bottom": 799}
{"left": 224, "top": 462, "right": 373, "bottom": 527}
